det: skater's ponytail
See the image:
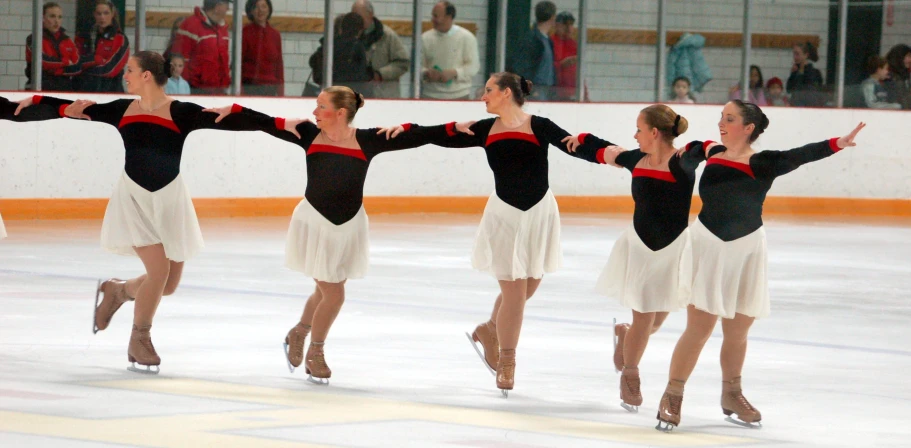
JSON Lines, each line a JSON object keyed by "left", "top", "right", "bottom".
{"left": 641, "top": 104, "right": 688, "bottom": 145}
{"left": 731, "top": 100, "right": 769, "bottom": 143}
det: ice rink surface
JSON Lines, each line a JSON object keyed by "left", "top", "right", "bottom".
{"left": 1, "top": 214, "right": 909, "bottom": 447}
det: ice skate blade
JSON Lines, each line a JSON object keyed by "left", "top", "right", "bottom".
{"left": 127, "top": 363, "right": 160, "bottom": 375}
{"left": 725, "top": 416, "right": 762, "bottom": 429}
{"left": 92, "top": 279, "right": 102, "bottom": 334}
{"left": 611, "top": 318, "right": 619, "bottom": 373}
{"left": 500, "top": 389, "right": 509, "bottom": 398}
{"left": 655, "top": 419, "right": 676, "bottom": 432}
{"left": 620, "top": 402, "right": 639, "bottom": 413}
{"left": 464, "top": 332, "right": 496, "bottom": 376}
{"left": 282, "top": 342, "right": 296, "bottom": 373}
{"left": 306, "top": 375, "right": 329, "bottom": 386}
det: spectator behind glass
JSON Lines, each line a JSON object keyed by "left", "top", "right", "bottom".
{"left": 309, "top": 13, "right": 373, "bottom": 96}
{"left": 551, "top": 11, "right": 577, "bottom": 100}
{"left": 242, "top": 0, "right": 284, "bottom": 96}
{"left": 162, "top": 17, "right": 185, "bottom": 62}
{"left": 352, "top": 0, "right": 410, "bottom": 99}
{"left": 170, "top": 0, "right": 231, "bottom": 95}
{"left": 669, "top": 76, "right": 695, "bottom": 103}
{"left": 165, "top": 54, "right": 191, "bottom": 95}
{"left": 75, "top": 0, "right": 129, "bottom": 93}
{"left": 787, "top": 42, "right": 825, "bottom": 107}
{"left": 860, "top": 55, "right": 902, "bottom": 109}
{"left": 766, "top": 77, "right": 789, "bottom": 107}
{"left": 512, "top": 1, "right": 557, "bottom": 100}
{"left": 421, "top": 1, "right": 480, "bottom": 100}
{"left": 883, "top": 44, "right": 911, "bottom": 109}
{"left": 729, "top": 65, "right": 768, "bottom": 106}
{"left": 26, "top": 2, "right": 81, "bottom": 91}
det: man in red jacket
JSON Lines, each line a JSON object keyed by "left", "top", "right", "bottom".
{"left": 170, "top": 0, "right": 232, "bottom": 95}
{"left": 551, "top": 11, "right": 578, "bottom": 101}
{"left": 25, "top": 2, "right": 82, "bottom": 91}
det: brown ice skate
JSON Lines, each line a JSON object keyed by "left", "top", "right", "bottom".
{"left": 656, "top": 379, "right": 685, "bottom": 432}
{"left": 127, "top": 324, "right": 160, "bottom": 374}
{"left": 93, "top": 278, "right": 133, "bottom": 334}
{"left": 721, "top": 377, "right": 762, "bottom": 428}
{"left": 496, "top": 348, "right": 516, "bottom": 398}
{"left": 305, "top": 341, "right": 331, "bottom": 385}
{"left": 283, "top": 322, "right": 311, "bottom": 373}
{"left": 468, "top": 321, "right": 498, "bottom": 374}
{"left": 612, "top": 319, "right": 629, "bottom": 373}
{"left": 619, "top": 366, "right": 643, "bottom": 412}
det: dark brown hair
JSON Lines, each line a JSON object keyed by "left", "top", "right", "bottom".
{"left": 324, "top": 85, "right": 365, "bottom": 123}
{"left": 865, "top": 55, "right": 888, "bottom": 76}
{"left": 133, "top": 51, "right": 169, "bottom": 86}
{"left": 491, "top": 72, "right": 533, "bottom": 106}
{"left": 795, "top": 41, "right": 819, "bottom": 62}
{"left": 640, "top": 104, "right": 688, "bottom": 145}
{"left": 730, "top": 100, "right": 769, "bottom": 143}
{"left": 94, "top": 0, "right": 121, "bottom": 32}
{"left": 43, "top": 2, "right": 61, "bottom": 15}
{"left": 245, "top": 0, "right": 272, "bottom": 22}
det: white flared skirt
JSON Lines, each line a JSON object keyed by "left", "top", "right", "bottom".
{"left": 100, "top": 172, "right": 204, "bottom": 262}
{"left": 284, "top": 197, "right": 370, "bottom": 283}
{"left": 685, "top": 218, "right": 769, "bottom": 319}
{"left": 595, "top": 224, "right": 692, "bottom": 313}
{"left": 471, "top": 190, "right": 562, "bottom": 281}
{"left": 0, "top": 212, "right": 6, "bottom": 239}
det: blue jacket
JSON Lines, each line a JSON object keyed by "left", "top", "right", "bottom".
{"left": 667, "top": 33, "right": 712, "bottom": 93}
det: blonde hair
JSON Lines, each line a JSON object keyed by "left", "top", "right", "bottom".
{"left": 323, "top": 86, "right": 365, "bottom": 123}
{"left": 640, "top": 104, "right": 688, "bottom": 145}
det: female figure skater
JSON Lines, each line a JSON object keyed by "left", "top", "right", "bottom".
{"left": 655, "top": 100, "right": 865, "bottom": 431}
{"left": 13, "top": 51, "right": 300, "bottom": 374}
{"left": 567, "top": 105, "right": 708, "bottom": 412}
{"left": 204, "top": 86, "right": 454, "bottom": 385}
{"left": 380, "top": 72, "right": 612, "bottom": 396}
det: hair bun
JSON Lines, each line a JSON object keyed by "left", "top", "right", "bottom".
{"left": 522, "top": 79, "right": 533, "bottom": 95}
{"left": 355, "top": 93, "right": 365, "bottom": 110}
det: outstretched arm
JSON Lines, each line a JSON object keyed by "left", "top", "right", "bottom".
{"left": 561, "top": 129, "right": 621, "bottom": 165}
{"left": 761, "top": 122, "right": 866, "bottom": 177}
{"left": 178, "top": 103, "right": 316, "bottom": 146}
{"left": 18, "top": 95, "right": 128, "bottom": 125}
{"left": 378, "top": 120, "right": 486, "bottom": 149}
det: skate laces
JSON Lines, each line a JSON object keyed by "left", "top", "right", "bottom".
{"left": 665, "top": 393, "right": 682, "bottom": 415}
{"left": 729, "top": 391, "right": 755, "bottom": 411}
{"left": 135, "top": 328, "right": 158, "bottom": 356}
{"left": 625, "top": 374, "right": 641, "bottom": 395}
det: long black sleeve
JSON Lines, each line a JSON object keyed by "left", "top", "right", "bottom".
{"left": 360, "top": 124, "right": 454, "bottom": 158}
{"left": 753, "top": 139, "right": 841, "bottom": 178}
{"left": 533, "top": 116, "right": 605, "bottom": 164}
{"left": 0, "top": 96, "right": 60, "bottom": 122}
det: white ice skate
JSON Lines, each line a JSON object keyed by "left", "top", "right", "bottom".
{"left": 465, "top": 332, "right": 496, "bottom": 376}
{"left": 127, "top": 362, "right": 160, "bottom": 375}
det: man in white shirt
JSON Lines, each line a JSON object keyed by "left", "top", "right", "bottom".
{"left": 421, "top": 1, "right": 480, "bottom": 100}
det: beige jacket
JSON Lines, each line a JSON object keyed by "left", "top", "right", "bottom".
{"left": 362, "top": 19, "right": 410, "bottom": 98}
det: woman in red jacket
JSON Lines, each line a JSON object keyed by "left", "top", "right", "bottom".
{"left": 76, "top": 0, "right": 130, "bottom": 93}
{"left": 169, "top": 0, "right": 231, "bottom": 95}
{"left": 242, "top": 0, "right": 284, "bottom": 96}
{"left": 25, "top": 2, "right": 81, "bottom": 91}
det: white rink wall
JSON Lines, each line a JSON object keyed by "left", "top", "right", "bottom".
{"left": 0, "top": 93, "right": 909, "bottom": 200}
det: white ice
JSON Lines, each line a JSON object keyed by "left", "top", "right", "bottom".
{"left": 1, "top": 214, "right": 910, "bottom": 448}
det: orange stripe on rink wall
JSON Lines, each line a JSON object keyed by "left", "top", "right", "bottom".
{"left": 1, "top": 197, "right": 909, "bottom": 219}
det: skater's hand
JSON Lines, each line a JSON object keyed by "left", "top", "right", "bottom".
{"left": 284, "top": 118, "right": 309, "bottom": 139}
{"left": 561, "top": 134, "right": 582, "bottom": 153}
{"left": 603, "top": 145, "right": 626, "bottom": 167}
{"left": 836, "top": 122, "right": 866, "bottom": 149}
{"left": 63, "top": 100, "right": 95, "bottom": 120}
{"left": 377, "top": 124, "right": 405, "bottom": 140}
{"left": 13, "top": 96, "right": 33, "bottom": 115}
{"left": 203, "top": 105, "right": 234, "bottom": 123}
{"left": 454, "top": 121, "right": 475, "bottom": 135}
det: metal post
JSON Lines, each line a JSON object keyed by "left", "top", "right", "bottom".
{"left": 654, "top": 0, "right": 667, "bottom": 102}
{"left": 495, "top": 0, "right": 507, "bottom": 73}
{"left": 575, "top": 0, "right": 587, "bottom": 102}
{"left": 411, "top": 0, "right": 423, "bottom": 99}
{"left": 31, "top": 0, "right": 42, "bottom": 91}
{"left": 134, "top": 0, "right": 145, "bottom": 52}
{"left": 322, "top": 0, "right": 334, "bottom": 88}
{"left": 231, "top": 0, "right": 243, "bottom": 95}
{"left": 836, "top": 0, "right": 848, "bottom": 107}
{"left": 740, "top": 0, "right": 752, "bottom": 102}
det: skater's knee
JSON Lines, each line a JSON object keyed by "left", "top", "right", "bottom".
{"left": 650, "top": 312, "right": 670, "bottom": 334}
{"left": 161, "top": 283, "right": 178, "bottom": 296}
